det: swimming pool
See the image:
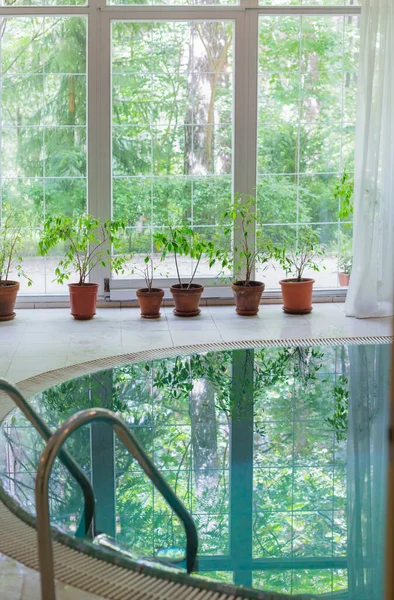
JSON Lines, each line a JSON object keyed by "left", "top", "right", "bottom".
{"left": 0, "top": 339, "right": 390, "bottom": 598}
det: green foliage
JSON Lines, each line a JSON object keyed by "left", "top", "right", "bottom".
{"left": 256, "top": 346, "right": 324, "bottom": 388}
{"left": 130, "top": 255, "right": 164, "bottom": 292}
{"left": 0, "top": 205, "right": 32, "bottom": 285}
{"left": 335, "top": 172, "right": 354, "bottom": 223}
{"left": 222, "top": 195, "right": 275, "bottom": 285}
{"left": 4, "top": 343, "right": 350, "bottom": 594}
{"left": 153, "top": 226, "right": 226, "bottom": 288}
{"left": 325, "top": 376, "right": 349, "bottom": 441}
{"left": 38, "top": 214, "right": 126, "bottom": 286}
{"left": 338, "top": 254, "right": 352, "bottom": 275}
{"left": 1, "top": 17, "right": 359, "bottom": 292}
{"left": 275, "top": 229, "right": 325, "bottom": 282}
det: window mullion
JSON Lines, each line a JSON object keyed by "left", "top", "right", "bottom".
{"left": 89, "top": 8, "right": 112, "bottom": 293}
{"left": 233, "top": 10, "right": 258, "bottom": 281}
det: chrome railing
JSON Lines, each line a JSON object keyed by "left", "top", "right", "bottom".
{"left": 35, "top": 408, "right": 198, "bottom": 600}
{"left": 0, "top": 378, "right": 95, "bottom": 539}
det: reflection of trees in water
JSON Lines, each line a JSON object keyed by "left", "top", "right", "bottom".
{"left": 0, "top": 345, "right": 352, "bottom": 593}
{"left": 190, "top": 379, "right": 219, "bottom": 501}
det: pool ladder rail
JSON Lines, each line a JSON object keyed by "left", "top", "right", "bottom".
{"left": 35, "top": 407, "right": 199, "bottom": 600}
{"left": 0, "top": 380, "right": 198, "bottom": 600}
{"left": 0, "top": 378, "right": 95, "bottom": 539}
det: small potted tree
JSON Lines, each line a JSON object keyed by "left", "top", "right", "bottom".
{"left": 154, "top": 226, "right": 222, "bottom": 317}
{"left": 133, "top": 255, "right": 165, "bottom": 319}
{"left": 39, "top": 214, "right": 125, "bottom": 320}
{"left": 0, "top": 207, "right": 32, "bottom": 321}
{"left": 222, "top": 195, "right": 274, "bottom": 316}
{"left": 275, "top": 230, "right": 325, "bottom": 314}
{"left": 338, "top": 254, "right": 352, "bottom": 287}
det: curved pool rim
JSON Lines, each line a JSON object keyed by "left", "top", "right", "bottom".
{"left": 0, "top": 334, "right": 392, "bottom": 600}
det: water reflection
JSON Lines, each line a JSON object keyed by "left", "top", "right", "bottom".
{"left": 0, "top": 342, "right": 390, "bottom": 598}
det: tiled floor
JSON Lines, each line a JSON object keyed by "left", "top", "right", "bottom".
{"left": 0, "top": 303, "right": 392, "bottom": 599}
{"left": 0, "top": 303, "right": 392, "bottom": 384}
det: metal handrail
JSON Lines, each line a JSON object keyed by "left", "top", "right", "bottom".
{"left": 0, "top": 378, "right": 95, "bottom": 539}
{"left": 35, "top": 408, "right": 198, "bottom": 600}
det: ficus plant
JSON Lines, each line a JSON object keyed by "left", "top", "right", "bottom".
{"left": 221, "top": 194, "right": 275, "bottom": 286}
{"left": 153, "top": 226, "right": 225, "bottom": 288}
{"left": 38, "top": 214, "right": 126, "bottom": 286}
{"left": 275, "top": 229, "right": 325, "bottom": 282}
{"left": 0, "top": 205, "right": 32, "bottom": 287}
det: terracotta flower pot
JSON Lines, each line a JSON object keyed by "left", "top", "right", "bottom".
{"left": 69, "top": 283, "right": 98, "bottom": 320}
{"left": 231, "top": 281, "right": 265, "bottom": 316}
{"left": 136, "top": 288, "right": 164, "bottom": 319}
{"left": 338, "top": 272, "right": 350, "bottom": 287}
{"left": 0, "top": 281, "right": 20, "bottom": 321}
{"left": 279, "top": 278, "right": 315, "bottom": 315}
{"left": 170, "top": 283, "right": 204, "bottom": 317}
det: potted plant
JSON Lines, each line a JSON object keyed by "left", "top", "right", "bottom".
{"left": 275, "top": 230, "right": 325, "bottom": 314}
{"left": 338, "top": 254, "right": 352, "bottom": 287}
{"left": 132, "top": 255, "right": 165, "bottom": 319}
{"left": 39, "top": 214, "right": 126, "bottom": 320}
{"left": 0, "top": 207, "right": 32, "bottom": 321}
{"left": 222, "top": 195, "right": 273, "bottom": 316}
{"left": 154, "top": 226, "right": 222, "bottom": 317}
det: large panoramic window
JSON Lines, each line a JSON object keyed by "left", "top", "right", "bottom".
{"left": 0, "top": 2, "right": 360, "bottom": 297}
{"left": 257, "top": 14, "right": 359, "bottom": 287}
{"left": 0, "top": 16, "right": 87, "bottom": 294}
{"left": 112, "top": 21, "right": 234, "bottom": 280}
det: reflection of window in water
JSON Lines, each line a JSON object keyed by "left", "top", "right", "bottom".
{"left": 0, "top": 343, "right": 389, "bottom": 598}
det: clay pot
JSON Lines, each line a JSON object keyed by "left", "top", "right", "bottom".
{"left": 170, "top": 283, "right": 204, "bottom": 317}
{"left": 136, "top": 288, "right": 164, "bottom": 319}
{"left": 69, "top": 283, "right": 98, "bottom": 320}
{"left": 279, "top": 278, "right": 314, "bottom": 314}
{"left": 0, "top": 281, "right": 20, "bottom": 321}
{"left": 231, "top": 281, "right": 265, "bottom": 316}
{"left": 338, "top": 272, "right": 350, "bottom": 287}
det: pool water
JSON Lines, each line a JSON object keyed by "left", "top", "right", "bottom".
{"left": 0, "top": 342, "right": 390, "bottom": 598}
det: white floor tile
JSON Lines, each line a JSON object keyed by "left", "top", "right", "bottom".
{"left": 170, "top": 329, "right": 223, "bottom": 346}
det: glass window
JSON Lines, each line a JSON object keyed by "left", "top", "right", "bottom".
{"left": 109, "top": 0, "right": 237, "bottom": 7}
{"left": 111, "top": 21, "right": 234, "bottom": 280}
{"left": 259, "top": 0, "right": 359, "bottom": 6}
{"left": 0, "top": 16, "right": 87, "bottom": 293}
{"left": 256, "top": 14, "right": 360, "bottom": 288}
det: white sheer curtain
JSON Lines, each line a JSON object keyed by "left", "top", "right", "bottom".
{"left": 347, "top": 344, "right": 390, "bottom": 599}
{"left": 345, "top": 0, "right": 394, "bottom": 318}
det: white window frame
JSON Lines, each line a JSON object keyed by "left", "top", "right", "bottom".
{"left": 0, "top": 1, "right": 361, "bottom": 303}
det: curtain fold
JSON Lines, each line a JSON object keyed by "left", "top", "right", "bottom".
{"left": 345, "top": 0, "right": 394, "bottom": 318}
{"left": 347, "top": 344, "right": 390, "bottom": 599}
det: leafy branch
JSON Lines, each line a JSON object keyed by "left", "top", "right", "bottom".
{"left": 222, "top": 194, "right": 275, "bottom": 286}
{"left": 275, "top": 229, "right": 325, "bottom": 282}
{"left": 325, "top": 376, "right": 349, "bottom": 441}
{"left": 153, "top": 226, "right": 225, "bottom": 288}
{"left": 0, "top": 205, "right": 32, "bottom": 286}
{"left": 335, "top": 172, "right": 354, "bottom": 225}
{"left": 131, "top": 255, "right": 167, "bottom": 292}
{"left": 38, "top": 214, "right": 126, "bottom": 286}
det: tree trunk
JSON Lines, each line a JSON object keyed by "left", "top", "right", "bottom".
{"left": 189, "top": 379, "right": 219, "bottom": 503}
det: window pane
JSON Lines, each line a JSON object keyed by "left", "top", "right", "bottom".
{"left": 0, "top": 17, "right": 87, "bottom": 293}
{"left": 110, "top": 0, "right": 237, "bottom": 7}
{"left": 0, "top": 0, "right": 86, "bottom": 6}
{"left": 257, "top": 15, "right": 359, "bottom": 288}
{"left": 112, "top": 21, "right": 234, "bottom": 280}
{"left": 260, "top": 0, "right": 358, "bottom": 6}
